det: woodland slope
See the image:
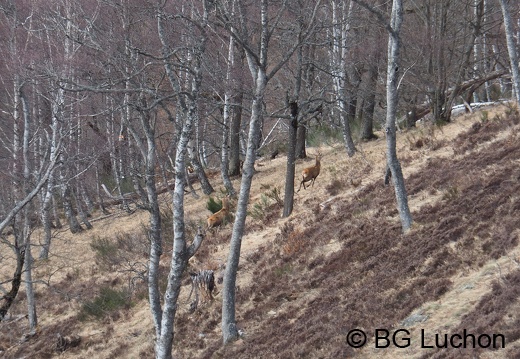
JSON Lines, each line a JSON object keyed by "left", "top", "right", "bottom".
{"left": 1, "top": 104, "right": 520, "bottom": 359}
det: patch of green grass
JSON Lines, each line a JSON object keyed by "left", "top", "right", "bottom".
{"left": 207, "top": 196, "right": 223, "bottom": 214}
{"left": 249, "top": 194, "right": 272, "bottom": 221}
{"left": 90, "top": 236, "right": 119, "bottom": 271}
{"left": 261, "top": 184, "right": 283, "bottom": 206}
{"left": 249, "top": 185, "right": 283, "bottom": 221}
{"left": 79, "top": 287, "right": 131, "bottom": 321}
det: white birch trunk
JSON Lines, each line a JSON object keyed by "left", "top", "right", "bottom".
{"left": 20, "top": 89, "right": 38, "bottom": 332}
{"left": 385, "top": 0, "right": 413, "bottom": 232}
{"left": 330, "top": 0, "right": 356, "bottom": 157}
{"left": 221, "top": 34, "right": 237, "bottom": 196}
{"left": 222, "top": 66, "right": 267, "bottom": 343}
{"left": 222, "top": 0, "right": 270, "bottom": 343}
{"left": 499, "top": 0, "right": 520, "bottom": 106}
{"left": 152, "top": 5, "right": 207, "bottom": 357}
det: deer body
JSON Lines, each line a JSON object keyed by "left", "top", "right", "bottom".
{"left": 207, "top": 197, "right": 230, "bottom": 229}
{"left": 298, "top": 154, "right": 322, "bottom": 192}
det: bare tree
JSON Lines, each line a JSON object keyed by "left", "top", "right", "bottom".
{"left": 228, "top": 78, "right": 245, "bottom": 176}
{"left": 215, "top": 0, "right": 321, "bottom": 343}
{"left": 220, "top": 33, "right": 238, "bottom": 195}
{"left": 498, "top": 0, "right": 520, "bottom": 106}
{"left": 283, "top": 100, "right": 299, "bottom": 217}
{"left": 0, "top": 0, "right": 61, "bottom": 327}
{"left": 329, "top": 0, "right": 357, "bottom": 156}
{"left": 153, "top": 2, "right": 210, "bottom": 357}
{"left": 19, "top": 87, "right": 37, "bottom": 332}
{"left": 384, "top": 0, "right": 412, "bottom": 232}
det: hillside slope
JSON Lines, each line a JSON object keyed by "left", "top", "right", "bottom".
{"left": 1, "top": 103, "right": 520, "bottom": 359}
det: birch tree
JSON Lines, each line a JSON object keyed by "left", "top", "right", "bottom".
{"left": 351, "top": 0, "right": 412, "bottom": 232}
{"left": 214, "top": 0, "right": 321, "bottom": 343}
{"left": 283, "top": 10, "right": 324, "bottom": 217}
{"left": 498, "top": 0, "right": 520, "bottom": 106}
{"left": 152, "top": 2, "right": 209, "bottom": 357}
{"left": 46, "top": 2, "right": 208, "bottom": 356}
{"left": 0, "top": 79, "right": 62, "bottom": 327}
{"left": 384, "top": 0, "right": 412, "bottom": 231}
{"left": 228, "top": 65, "right": 245, "bottom": 176}
{"left": 283, "top": 100, "right": 299, "bottom": 217}
{"left": 329, "top": 0, "right": 357, "bottom": 157}
{"left": 220, "top": 33, "right": 238, "bottom": 196}
{"left": 0, "top": 0, "right": 60, "bottom": 327}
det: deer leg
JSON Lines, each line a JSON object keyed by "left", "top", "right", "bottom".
{"left": 311, "top": 175, "right": 318, "bottom": 187}
{"left": 297, "top": 180, "right": 304, "bottom": 192}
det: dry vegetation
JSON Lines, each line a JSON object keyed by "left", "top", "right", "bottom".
{"left": 2, "top": 103, "right": 520, "bottom": 358}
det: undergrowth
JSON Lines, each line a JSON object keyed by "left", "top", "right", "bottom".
{"left": 184, "top": 109, "right": 520, "bottom": 359}
{"left": 79, "top": 287, "right": 132, "bottom": 321}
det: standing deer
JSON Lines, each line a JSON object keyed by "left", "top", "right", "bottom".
{"left": 297, "top": 152, "right": 322, "bottom": 192}
{"left": 207, "top": 197, "right": 230, "bottom": 229}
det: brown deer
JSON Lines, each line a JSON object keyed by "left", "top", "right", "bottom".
{"left": 297, "top": 152, "right": 322, "bottom": 192}
{"left": 207, "top": 197, "right": 230, "bottom": 229}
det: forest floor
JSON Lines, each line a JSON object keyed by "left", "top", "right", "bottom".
{"left": 1, "top": 102, "right": 520, "bottom": 359}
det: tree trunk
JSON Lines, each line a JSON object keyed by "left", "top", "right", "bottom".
{"left": 221, "top": 35, "right": 237, "bottom": 195}
{"left": 222, "top": 55, "right": 267, "bottom": 347}
{"left": 361, "top": 63, "right": 379, "bottom": 140}
{"left": 128, "top": 128, "right": 149, "bottom": 206}
{"left": 74, "top": 189, "right": 93, "bottom": 230}
{"left": 155, "top": 102, "right": 200, "bottom": 359}
{"left": 94, "top": 164, "right": 109, "bottom": 215}
{"left": 52, "top": 193, "right": 62, "bottom": 229}
{"left": 80, "top": 184, "right": 95, "bottom": 215}
{"left": 221, "top": 102, "right": 235, "bottom": 195}
{"left": 385, "top": 0, "right": 412, "bottom": 232}
{"left": 331, "top": 0, "right": 356, "bottom": 157}
{"left": 107, "top": 111, "right": 130, "bottom": 212}
{"left": 340, "top": 106, "right": 357, "bottom": 156}
{"left": 283, "top": 101, "right": 298, "bottom": 217}
{"left": 0, "top": 244, "right": 25, "bottom": 321}
{"left": 295, "top": 125, "right": 307, "bottom": 159}
{"left": 188, "top": 140, "right": 214, "bottom": 195}
{"left": 39, "top": 190, "right": 53, "bottom": 259}
{"left": 146, "top": 158, "right": 163, "bottom": 343}
{"left": 283, "top": 36, "right": 303, "bottom": 217}
{"left": 218, "top": 0, "right": 322, "bottom": 342}
{"left": 346, "top": 63, "right": 362, "bottom": 135}
{"left": 60, "top": 165, "right": 83, "bottom": 234}
{"left": 223, "top": 27, "right": 269, "bottom": 344}
{"left": 128, "top": 102, "right": 164, "bottom": 340}
{"left": 21, "top": 88, "right": 38, "bottom": 332}
{"left": 23, "top": 231, "right": 37, "bottom": 332}
{"left": 39, "top": 87, "right": 60, "bottom": 259}
{"left": 229, "top": 47, "right": 245, "bottom": 176}
{"left": 499, "top": 0, "right": 520, "bottom": 106}
{"left": 229, "top": 92, "right": 243, "bottom": 176}
{"left": 154, "top": 5, "right": 208, "bottom": 357}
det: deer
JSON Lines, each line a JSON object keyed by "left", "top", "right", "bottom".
{"left": 207, "top": 197, "right": 231, "bottom": 229}
{"left": 297, "top": 152, "right": 322, "bottom": 192}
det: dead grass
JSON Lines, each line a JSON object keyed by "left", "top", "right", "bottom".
{"left": 2, "top": 104, "right": 520, "bottom": 358}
